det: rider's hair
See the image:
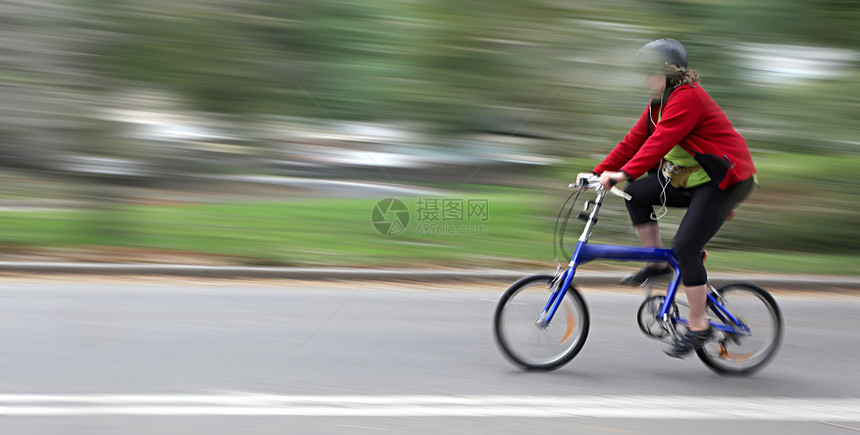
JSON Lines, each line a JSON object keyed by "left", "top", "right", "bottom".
{"left": 667, "top": 64, "right": 699, "bottom": 88}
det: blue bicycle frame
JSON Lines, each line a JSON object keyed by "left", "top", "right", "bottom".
{"left": 539, "top": 187, "right": 749, "bottom": 337}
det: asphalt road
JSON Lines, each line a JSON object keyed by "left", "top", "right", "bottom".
{"left": 0, "top": 278, "right": 858, "bottom": 434}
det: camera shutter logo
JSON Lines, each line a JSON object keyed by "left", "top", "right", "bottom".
{"left": 371, "top": 198, "right": 409, "bottom": 236}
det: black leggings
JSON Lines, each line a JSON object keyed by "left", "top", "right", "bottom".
{"left": 624, "top": 174, "right": 755, "bottom": 286}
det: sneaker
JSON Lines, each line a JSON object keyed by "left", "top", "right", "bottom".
{"left": 619, "top": 265, "right": 672, "bottom": 286}
{"left": 664, "top": 327, "right": 713, "bottom": 359}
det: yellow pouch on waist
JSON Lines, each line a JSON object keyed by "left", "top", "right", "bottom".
{"left": 661, "top": 160, "right": 702, "bottom": 188}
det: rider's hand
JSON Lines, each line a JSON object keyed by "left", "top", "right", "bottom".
{"left": 599, "top": 171, "right": 628, "bottom": 191}
{"left": 575, "top": 172, "right": 596, "bottom": 189}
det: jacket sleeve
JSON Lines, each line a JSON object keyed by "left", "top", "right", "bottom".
{"left": 592, "top": 106, "right": 650, "bottom": 174}
{"left": 619, "top": 88, "right": 703, "bottom": 180}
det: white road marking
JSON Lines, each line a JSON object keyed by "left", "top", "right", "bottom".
{"left": 0, "top": 394, "right": 858, "bottom": 419}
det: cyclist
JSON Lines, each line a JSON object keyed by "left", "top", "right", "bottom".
{"left": 577, "top": 38, "right": 756, "bottom": 358}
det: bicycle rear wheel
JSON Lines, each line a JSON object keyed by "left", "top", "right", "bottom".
{"left": 493, "top": 275, "right": 589, "bottom": 371}
{"left": 697, "top": 282, "right": 783, "bottom": 376}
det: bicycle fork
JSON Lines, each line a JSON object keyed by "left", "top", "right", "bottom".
{"left": 538, "top": 266, "right": 577, "bottom": 328}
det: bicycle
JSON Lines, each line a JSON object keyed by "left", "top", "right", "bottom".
{"left": 493, "top": 176, "right": 783, "bottom": 376}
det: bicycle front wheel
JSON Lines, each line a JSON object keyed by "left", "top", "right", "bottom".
{"left": 493, "top": 275, "right": 589, "bottom": 371}
{"left": 697, "top": 282, "right": 783, "bottom": 376}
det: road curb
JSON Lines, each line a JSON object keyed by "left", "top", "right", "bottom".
{"left": 0, "top": 262, "right": 858, "bottom": 290}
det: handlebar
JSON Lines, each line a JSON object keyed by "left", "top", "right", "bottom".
{"left": 569, "top": 175, "right": 632, "bottom": 201}
{"left": 554, "top": 175, "right": 630, "bottom": 265}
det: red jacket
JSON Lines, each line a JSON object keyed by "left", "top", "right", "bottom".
{"left": 593, "top": 84, "right": 755, "bottom": 189}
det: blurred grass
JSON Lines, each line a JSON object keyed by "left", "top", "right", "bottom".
{"left": 0, "top": 191, "right": 547, "bottom": 268}
{"left": 0, "top": 152, "right": 856, "bottom": 274}
{"left": 700, "top": 251, "right": 860, "bottom": 276}
{"left": 0, "top": 176, "right": 857, "bottom": 275}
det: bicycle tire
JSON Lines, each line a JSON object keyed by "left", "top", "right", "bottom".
{"left": 493, "top": 274, "right": 589, "bottom": 371}
{"left": 696, "top": 282, "right": 783, "bottom": 376}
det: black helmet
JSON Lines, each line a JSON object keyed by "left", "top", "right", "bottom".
{"left": 637, "top": 38, "right": 688, "bottom": 71}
